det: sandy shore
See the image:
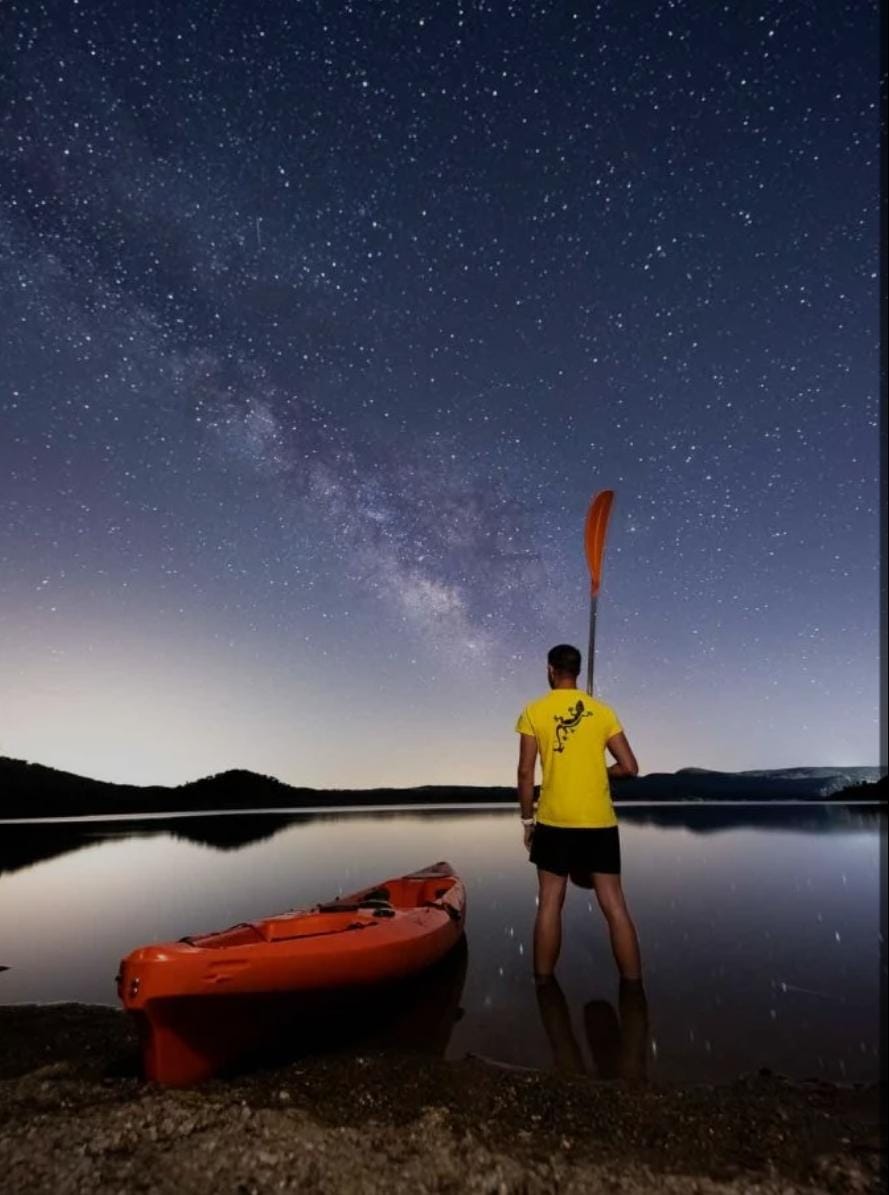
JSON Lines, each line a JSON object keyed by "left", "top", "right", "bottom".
{"left": 0, "top": 1004, "right": 883, "bottom": 1194}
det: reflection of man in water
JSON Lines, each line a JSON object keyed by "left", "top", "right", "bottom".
{"left": 516, "top": 644, "right": 643, "bottom": 983}
{"left": 536, "top": 976, "right": 649, "bottom": 1079}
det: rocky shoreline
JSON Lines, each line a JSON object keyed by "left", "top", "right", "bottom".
{"left": 0, "top": 1004, "right": 883, "bottom": 1193}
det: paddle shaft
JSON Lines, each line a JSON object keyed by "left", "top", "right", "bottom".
{"left": 586, "top": 592, "right": 599, "bottom": 695}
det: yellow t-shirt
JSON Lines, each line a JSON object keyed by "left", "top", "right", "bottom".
{"left": 515, "top": 689, "right": 622, "bottom": 828}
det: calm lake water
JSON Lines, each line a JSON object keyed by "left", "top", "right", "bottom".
{"left": 0, "top": 804, "right": 883, "bottom": 1083}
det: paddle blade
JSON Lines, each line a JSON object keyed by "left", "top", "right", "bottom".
{"left": 584, "top": 490, "right": 615, "bottom": 596}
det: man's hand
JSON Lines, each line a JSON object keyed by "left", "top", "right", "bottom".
{"left": 523, "top": 822, "right": 535, "bottom": 853}
{"left": 606, "top": 732, "right": 639, "bottom": 778}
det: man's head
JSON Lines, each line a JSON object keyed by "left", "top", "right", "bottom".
{"left": 547, "top": 643, "right": 582, "bottom": 687}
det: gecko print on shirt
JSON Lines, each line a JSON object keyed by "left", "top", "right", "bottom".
{"left": 553, "top": 700, "right": 593, "bottom": 752}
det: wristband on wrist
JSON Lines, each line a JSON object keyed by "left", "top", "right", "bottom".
{"left": 520, "top": 816, "right": 535, "bottom": 827}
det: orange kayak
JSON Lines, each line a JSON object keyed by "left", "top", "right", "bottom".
{"left": 117, "top": 861, "right": 466, "bottom": 1085}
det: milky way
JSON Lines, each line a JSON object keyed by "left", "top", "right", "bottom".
{"left": 0, "top": 1, "right": 880, "bottom": 786}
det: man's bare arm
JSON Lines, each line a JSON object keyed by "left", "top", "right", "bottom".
{"left": 517, "top": 733, "right": 538, "bottom": 819}
{"left": 606, "top": 732, "right": 639, "bottom": 778}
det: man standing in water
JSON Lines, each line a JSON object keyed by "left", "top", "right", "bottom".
{"left": 516, "top": 644, "right": 643, "bottom": 984}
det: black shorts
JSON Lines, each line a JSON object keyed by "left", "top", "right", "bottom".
{"left": 529, "top": 823, "right": 621, "bottom": 877}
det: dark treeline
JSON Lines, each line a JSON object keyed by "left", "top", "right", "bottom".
{"left": 1, "top": 756, "right": 884, "bottom": 821}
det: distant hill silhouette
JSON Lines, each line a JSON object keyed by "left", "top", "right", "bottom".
{"left": 0, "top": 756, "right": 884, "bottom": 820}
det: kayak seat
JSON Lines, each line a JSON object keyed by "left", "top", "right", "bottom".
{"left": 318, "top": 887, "right": 392, "bottom": 914}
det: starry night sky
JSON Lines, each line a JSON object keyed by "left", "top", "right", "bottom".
{"left": 0, "top": 1, "right": 881, "bottom": 788}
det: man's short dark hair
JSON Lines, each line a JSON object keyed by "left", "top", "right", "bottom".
{"left": 547, "top": 644, "right": 582, "bottom": 677}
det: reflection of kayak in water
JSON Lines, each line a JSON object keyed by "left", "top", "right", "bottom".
{"left": 279, "top": 933, "right": 468, "bottom": 1061}
{"left": 117, "top": 861, "right": 466, "bottom": 1085}
{"left": 358, "top": 932, "right": 467, "bottom": 1056}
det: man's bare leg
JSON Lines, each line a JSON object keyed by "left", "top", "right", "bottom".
{"left": 534, "top": 869, "right": 568, "bottom": 980}
{"left": 591, "top": 872, "right": 642, "bottom": 981}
